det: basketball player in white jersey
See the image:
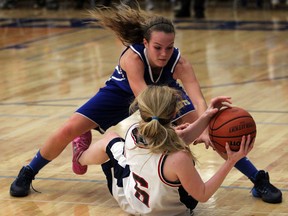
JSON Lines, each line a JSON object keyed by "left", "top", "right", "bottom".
{"left": 75, "top": 86, "right": 253, "bottom": 215}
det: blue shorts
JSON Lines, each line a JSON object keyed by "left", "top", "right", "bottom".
{"left": 76, "top": 82, "right": 195, "bottom": 133}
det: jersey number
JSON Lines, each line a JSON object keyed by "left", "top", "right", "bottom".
{"left": 133, "top": 172, "right": 150, "bottom": 208}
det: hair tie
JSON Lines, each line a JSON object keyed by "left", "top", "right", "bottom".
{"left": 145, "top": 21, "right": 174, "bottom": 34}
{"left": 151, "top": 116, "right": 159, "bottom": 120}
{"left": 142, "top": 116, "right": 171, "bottom": 124}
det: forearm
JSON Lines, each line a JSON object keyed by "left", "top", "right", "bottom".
{"left": 201, "top": 160, "right": 236, "bottom": 202}
{"left": 180, "top": 111, "right": 210, "bottom": 144}
{"left": 194, "top": 99, "right": 208, "bottom": 117}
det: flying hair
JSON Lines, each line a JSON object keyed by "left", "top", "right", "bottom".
{"left": 88, "top": 1, "right": 175, "bottom": 46}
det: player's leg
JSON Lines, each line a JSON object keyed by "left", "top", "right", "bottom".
{"left": 78, "top": 131, "right": 121, "bottom": 166}
{"left": 10, "top": 113, "right": 97, "bottom": 197}
{"left": 226, "top": 154, "right": 282, "bottom": 204}
{"left": 235, "top": 158, "right": 282, "bottom": 203}
{"left": 71, "top": 85, "right": 134, "bottom": 172}
{"left": 194, "top": 0, "right": 205, "bottom": 19}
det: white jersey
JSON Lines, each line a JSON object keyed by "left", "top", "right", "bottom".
{"left": 109, "top": 123, "right": 194, "bottom": 216}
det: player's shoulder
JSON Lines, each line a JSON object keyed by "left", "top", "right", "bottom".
{"left": 163, "top": 150, "right": 194, "bottom": 182}
{"left": 167, "top": 150, "right": 193, "bottom": 166}
{"left": 120, "top": 48, "right": 143, "bottom": 68}
{"left": 176, "top": 55, "right": 190, "bottom": 66}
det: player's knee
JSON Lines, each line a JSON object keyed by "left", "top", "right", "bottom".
{"left": 57, "top": 125, "right": 76, "bottom": 142}
{"left": 105, "top": 131, "right": 121, "bottom": 141}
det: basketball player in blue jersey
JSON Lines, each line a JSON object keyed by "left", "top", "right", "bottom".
{"left": 10, "top": 2, "right": 282, "bottom": 204}
{"left": 74, "top": 85, "right": 254, "bottom": 215}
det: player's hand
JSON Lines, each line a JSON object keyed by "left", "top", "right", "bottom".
{"left": 174, "top": 123, "right": 190, "bottom": 131}
{"left": 175, "top": 123, "right": 191, "bottom": 143}
{"left": 193, "top": 128, "right": 215, "bottom": 149}
{"left": 206, "top": 96, "right": 232, "bottom": 118}
{"left": 193, "top": 96, "right": 232, "bottom": 149}
{"left": 225, "top": 134, "right": 254, "bottom": 163}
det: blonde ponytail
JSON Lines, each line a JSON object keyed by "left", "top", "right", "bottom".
{"left": 130, "top": 86, "right": 193, "bottom": 157}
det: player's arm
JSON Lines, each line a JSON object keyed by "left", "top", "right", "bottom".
{"left": 173, "top": 56, "right": 207, "bottom": 118}
{"left": 166, "top": 135, "right": 253, "bottom": 202}
{"left": 173, "top": 56, "right": 213, "bottom": 147}
{"left": 175, "top": 96, "right": 232, "bottom": 144}
{"left": 120, "top": 48, "right": 147, "bottom": 97}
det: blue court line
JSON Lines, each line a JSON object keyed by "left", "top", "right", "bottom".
{"left": 0, "top": 18, "right": 101, "bottom": 28}
{"left": 247, "top": 110, "right": 288, "bottom": 114}
{"left": 0, "top": 114, "right": 287, "bottom": 126}
{"left": 0, "top": 28, "right": 110, "bottom": 52}
{"left": 0, "top": 18, "right": 288, "bottom": 31}
{"left": 1, "top": 175, "right": 287, "bottom": 192}
{"left": 1, "top": 175, "right": 106, "bottom": 183}
{"left": 256, "top": 122, "right": 288, "bottom": 125}
{"left": 0, "top": 97, "right": 89, "bottom": 104}
{"left": 174, "top": 19, "right": 288, "bottom": 31}
{"left": 0, "top": 27, "right": 86, "bottom": 50}
{"left": 0, "top": 114, "right": 50, "bottom": 118}
{"left": 24, "top": 33, "right": 111, "bottom": 61}
{"left": 0, "top": 102, "right": 77, "bottom": 107}
{"left": 0, "top": 97, "right": 89, "bottom": 107}
{"left": 200, "top": 75, "right": 288, "bottom": 89}
{"left": 1, "top": 75, "right": 287, "bottom": 107}
{"left": 220, "top": 185, "right": 288, "bottom": 192}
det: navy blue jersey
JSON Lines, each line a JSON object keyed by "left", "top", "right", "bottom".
{"left": 76, "top": 44, "right": 194, "bottom": 133}
{"left": 106, "top": 43, "right": 181, "bottom": 93}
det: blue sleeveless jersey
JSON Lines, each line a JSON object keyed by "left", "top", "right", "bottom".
{"left": 76, "top": 44, "right": 194, "bottom": 132}
{"left": 106, "top": 43, "right": 182, "bottom": 93}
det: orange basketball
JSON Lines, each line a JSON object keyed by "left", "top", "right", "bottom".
{"left": 209, "top": 107, "right": 256, "bottom": 153}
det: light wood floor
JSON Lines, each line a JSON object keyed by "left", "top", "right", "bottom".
{"left": 0, "top": 1, "right": 287, "bottom": 215}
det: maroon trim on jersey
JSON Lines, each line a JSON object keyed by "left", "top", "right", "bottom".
{"left": 158, "top": 154, "right": 182, "bottom": 187}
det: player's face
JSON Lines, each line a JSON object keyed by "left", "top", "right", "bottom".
{"left": 144, "top": 31, "right": 175, "bottom": 68}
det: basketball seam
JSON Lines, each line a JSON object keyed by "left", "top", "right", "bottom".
{"left": 209, "top": 116, "right": 253, "bottom": 131}
{"left": 209, "top": 130, "right": 257, "bottom": 138}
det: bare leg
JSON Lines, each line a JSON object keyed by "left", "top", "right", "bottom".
{"left": 79, "top": 131, "right": 120, "bottom": 165}
{"left": 40, "top": 113, "right": 97, "bottom": 160}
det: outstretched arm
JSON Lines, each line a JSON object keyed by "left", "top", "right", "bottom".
{"left": 173, "top": 56, "right": 212, "bottom": 147}
{"left": 173, "top": 56, "right": 207, "bottom": 119}
{"left": 172, "top": 135, "right": 254, "bottom": 202}
{"left": 175, "top": 96, "right": 232, "bottom": 145}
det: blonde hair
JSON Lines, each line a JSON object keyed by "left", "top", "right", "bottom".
{"left": 89, "top": 2, "right": 175, "bottom": 46}
{"left": 130, "top": 86, "right": 193, "bottom": 156}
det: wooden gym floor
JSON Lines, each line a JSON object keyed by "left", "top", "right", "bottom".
{"left": 0, "top": 1, "right": 287, "bottom": 215}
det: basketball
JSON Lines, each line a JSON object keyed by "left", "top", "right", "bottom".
{"left": 209, "top": 107, "right": 256, "bottom": 153}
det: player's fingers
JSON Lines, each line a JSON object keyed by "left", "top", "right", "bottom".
{"left": 239, "top": 135, "right": 246, "bottom": 152}
{"left": 245, "top": 134, "right": 251, "bottom": 152}
{"left": 225, "top": 142, "right": 231, "bottom": 154}
{"left": 208, "top": 140, "right": 215, "bottom": 150}
{"left": 192, "top": 139, "right": 198, "bottom": 145}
